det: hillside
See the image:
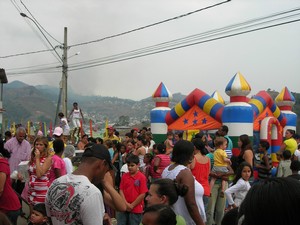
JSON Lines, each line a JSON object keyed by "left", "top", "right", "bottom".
{"left": 3, "top": 81, "right": 300, "bottom": 133}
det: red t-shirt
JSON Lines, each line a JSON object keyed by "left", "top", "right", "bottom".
{"left": 0, "top": 158, "right": 21, "bottom": 213}
{"left": 120, "top": 171, "right": 148, "bottom": 213}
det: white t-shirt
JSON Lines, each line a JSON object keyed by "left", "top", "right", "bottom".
{"left": 46, "top": 174, "right": 104, "bottom": 225}
{"left": 63, "top": 158, "right": 73, "bottom": 174}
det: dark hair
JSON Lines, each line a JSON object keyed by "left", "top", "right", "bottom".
{"left": 290, "top": 160, "right": 300, "bottom": 171}
{"left": 152, "top": 178, "right": 188, "bottom": 205}
{"left": 192, "top": 138, "right": 207, "bottom": 155}
{"left": 286, "top": 129, "right": 296, "bottom": 137}
{"left": 238, "top": 177, "right": 300, "bottom": 225}
{"left": 126, "top": 154, "right": 139, "bottom": 164}
{"left": 259, "top": 140, "right": 270, "bottom": 150}
{"left": 58, "top": 112, "right": 64, "bottom": 117}
{"left": 232, "top": 162, "right": 253, "bottom": 185}
{"left": 171, "top": 140, "right": 194, "bottom": 165}
{"left": 239, "top": 134, "right": 253, "bottom": 156}
{"left": 53, "top": 139, "right": 65, "bottom": 154}
{"left": 4, "top": 130, "right": 12, "bottom": 138}
{"left": 0, "top": 139, "right": 10, "bottom": 158}
{"left": 32, "top": 203, "right": 47, "bottom": 217}
{"left": 143, "top": 204, "right": 177, "bottom": 225}
{"left": 175, "top": 131, "right": 183, "bottom": 139}
{"left": 282, "top": 150, "right": 292, "bottom": 160}
{"left": 156, "top": 143, "right": 166, "bottom": 154}
{"left": 221, "top": 125, "right": 229, "bottom": 134}
{"left": 222, "top": 207, "right": 238, "bottom": 225}
{"left": 81, "top": 134, "right": 88, "bottom": 139}
{"left": 95, "top": 137, "right": 103, "bottom": 144}
{"left": 125, "top": 132, "right": 133, "bottom": 138}
{"left": 144, "top": 153, "right": 153, "bottom": 161}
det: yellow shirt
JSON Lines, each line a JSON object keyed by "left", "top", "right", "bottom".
{"left": 214, "top": 148, "right": 228, "bottom": 167}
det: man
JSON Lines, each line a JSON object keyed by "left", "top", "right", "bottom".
{"left": 46, "top": 144, "right": 113, "bottom": 225}
{"left": 216, "top": 125, "right": 233, "bottom": 159}
{"left": 4, "top": 127, "right": 31, "bottom": 194}
{"left": 103, "top": 126, "right": 119, "bottom": 142}
{"left": 68, "top": 102, "right": 84, "bottom": 140}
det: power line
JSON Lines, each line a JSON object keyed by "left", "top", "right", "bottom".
{"left": 67, "top": 18, "right": 300, "bottom": 71}
{"left": 20, "top": 0, "right": 62, "bottom": 45}
{"left": 2, "top": 0, "right": 230, "bottom": 59}
{"left": 69, "top": 0, "right": 231, "bottom": 48}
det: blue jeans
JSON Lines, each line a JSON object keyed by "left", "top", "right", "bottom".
{"left": 117, "top": 211, "right": 142, "bottom": 225}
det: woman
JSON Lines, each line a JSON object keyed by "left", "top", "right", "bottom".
{"left": 237, "top": 134, "right": 254, "bottom": 168}
{"left": 190, "top": 138, "right": 210, "bottom": 211}
{"left": 162, "top": 140, "right": 206, "bottom": 225}
{"left": 279, "top": 129, "right": 297, "bottom": 156}
{"left": 145, "top": 178, "right": 187, "bottom": 225}
{"left": 28, "top": 137, "right": 52, "bottom": 205}
{"left": 150, "top": 143, "right": 171, "bottom": 181}
{"left": 0, "top": 141, "right": 21, "bottom": 225}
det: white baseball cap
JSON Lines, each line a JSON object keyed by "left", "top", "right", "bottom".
{"left": 53, "top": 127, "right": 63, "bottom": 136}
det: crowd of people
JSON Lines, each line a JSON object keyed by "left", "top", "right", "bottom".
{"left": 1, "top": 111, "right": 300, "bottom": 225}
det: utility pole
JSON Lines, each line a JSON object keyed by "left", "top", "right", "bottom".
{"left": 62, "top": 27, "right": 68, "bottom": 117}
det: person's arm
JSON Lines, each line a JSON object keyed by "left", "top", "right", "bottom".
{"left": 102, "top": 179, "right": 126, "bottom": 212}
{"left": 35, "top": 152, "right": 52, "bottom": 178}
{"left": 225, "top": 179, "right": 244, "bottom": 207}
{"left": 80, "top": 108, "right": 85, "bottom": 122}
{"left": 177, "top": 168, "right": 205, "bottom": 225}
{"left": 278, "top": 142, "right": 287, "bottom": 154}
{"left": 223, "top": 157, "right": 232, "bottom": 165}
{"left": 111, "top": 151, "right": 119, "bottom": 164}
{"left": 243, "top": 150, "right": 253, "bottom": 167}
{"left": 0, "top": 172, "right": 6, "bottom": 197}
{"left": 153, "top": 156, "right": 162, "bottom": 172}
{"left": 68, "top": 109, "right": 74, "bottom": 120}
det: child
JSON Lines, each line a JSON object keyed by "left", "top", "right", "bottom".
{"left": 256, "top": 140, "right": 272, "bottom": 181}
{"left": 209, "top": 137, "right": 231, "bottom": 197}
{"left": 142, "top": 153, "right": 153, "bottom": 187}
{"left": 49, "top": 139, "right": 66, "bottom": 184}
{"left": 276, "top": 150, "right": 292, "bottom": 177}
{"left": 288, "top": 160, "right": 300, "bottom": 181}
{"left": 118, "top": 154, "right": 148, "bottom": 225}
{"left": 164, "top": 131, "right": 174, "bottom": 155}
{"left": 225, "top": 162, "right": 252, "bottom": 210}
{"left": 28, "top": 203, "right": 50, "bottom": 225}
{"left": 142, "top": 204, "right": 177, "bottom": 225}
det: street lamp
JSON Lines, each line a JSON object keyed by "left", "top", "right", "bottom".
{"left": 0, "top": 68, "right": 8, "bottom": 136}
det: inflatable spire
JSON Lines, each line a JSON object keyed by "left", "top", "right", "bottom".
{"left": 275, "top": 87, "right": 297, "bottom": 134}
{"left": 211, "top": 90, "right": 225, "bottom": 104}
{"left": 151, "top": 82, "right": 172, "bottom": 143}
{"left": 223, "top": 72, "right": 253, "bottom": 156}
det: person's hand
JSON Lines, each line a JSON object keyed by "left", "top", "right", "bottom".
{"left": 35, "top": 149, "right": 40, "bottom": 159}
{"left": 103, "top": 213, "right": 112, "bottom": 225}
{"left": 126, "top": 202, "right": 133, "bottom": 212}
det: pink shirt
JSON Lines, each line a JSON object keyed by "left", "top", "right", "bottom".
{"left": 150, "top": 154, "right": 171, "bottom": 179}
{"left": 4, "top": 137, "right": 31, "bottom": 174}
{"left": 49, "top": 155, "right": 66, "bottom": 183}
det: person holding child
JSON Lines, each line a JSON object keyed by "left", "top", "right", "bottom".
{"left": 118, "top": 154, "right": 148, "bottom": 225}
{"left": 209, "top": 137, "right": 231, "bottom": 198}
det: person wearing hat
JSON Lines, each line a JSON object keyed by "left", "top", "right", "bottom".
{"left": 103, "top": 126, "right": 119, "bottom": 142}
{"left": 48, "top": 127, "right": 65, "bottom": 154}
{"left": 46, "top": 144, "right": 113, "bottom": 225}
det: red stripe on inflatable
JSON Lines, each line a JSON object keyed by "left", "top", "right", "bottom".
{"left": 156, "top": 102, "right": 169, "bottom": 107}
{"left": 230, "top": 96, "right": 247, "bottom": 102}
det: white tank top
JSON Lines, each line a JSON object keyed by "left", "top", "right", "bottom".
{"left": 72, "top": 108, "right": 81, "bottom": 119}
{"left": 162, "top": 164, "right": 206, "bottom": 224}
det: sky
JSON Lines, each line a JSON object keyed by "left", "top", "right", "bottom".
{"left": 1, "top": 0, "right": 300, "bottom": 101}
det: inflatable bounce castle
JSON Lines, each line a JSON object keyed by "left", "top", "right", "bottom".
{"left": 150, "top": 72, "right": 297, "bottom": 163}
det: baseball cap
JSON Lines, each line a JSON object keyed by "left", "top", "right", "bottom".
{"left": 82, "top": 144, "right": 113, "bottom": 169}
{"left": 107, "top": 126, "right": 114, "bottom": 130}
{"left": 53, "top": 127, "right": 63, "bottom": 136}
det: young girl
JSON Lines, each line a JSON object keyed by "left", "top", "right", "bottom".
{"left": 28, "top": 203, "right": 50, "bottom": 225}
{"left": 28, "top": 137, "right": 52, "bottom": 206}
{"left": 164, "top": 131, "right": 174, "bottom": 155}
{"left": 209, "top": 137, "right": 231, "bottom": 197}
{"left": 142, "top": 153, "right": 153, "bottom": 187}
{"left": 224, "top": 162, "right": 252, "bottom": 210}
